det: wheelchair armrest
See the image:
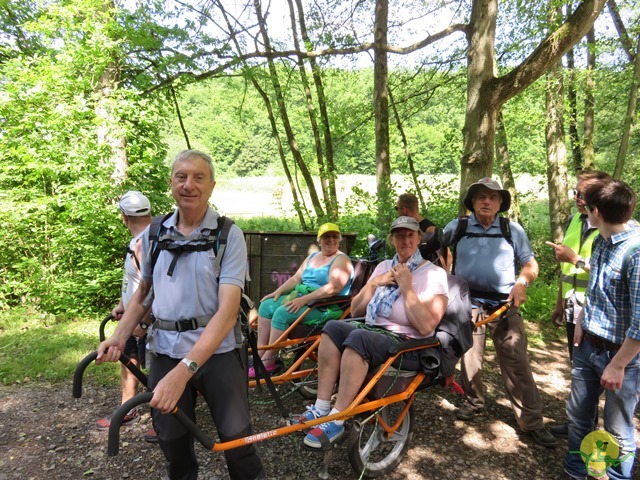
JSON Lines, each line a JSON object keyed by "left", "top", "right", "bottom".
{"left": 306, "top": 295, "right": 351, "bottom": 308}
{"left": 388, "top": 337, "right": 439, "bottom": 355}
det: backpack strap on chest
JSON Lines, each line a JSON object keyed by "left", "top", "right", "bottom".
{"left": 149, "top": 213, "right": 232, "bottom": 279}
{"left": 450, "top": 215, "right": 516, "bottom": 276}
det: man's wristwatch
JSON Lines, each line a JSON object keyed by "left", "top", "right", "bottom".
{"left": 516, "top": 278, "right": 529, "bottom": 288}
{"left": 139, "top": 322, "right": 149, "bottom": 331}
{"left": 575, "top": 256, "right": 586, "bottom": 269}
{"left": 181, "top": 358, "right": 199, "bottom": 374}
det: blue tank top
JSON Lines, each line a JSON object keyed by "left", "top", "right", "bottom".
{"left": 301, "top": 252, "right": 352, "bottom": 295}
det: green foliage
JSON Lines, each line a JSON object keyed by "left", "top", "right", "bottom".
{"left": 0, "top": 308, "right": 118, "bottom": 385}
{"left": 0, "top": 0, "right": 172, "bottom": 315}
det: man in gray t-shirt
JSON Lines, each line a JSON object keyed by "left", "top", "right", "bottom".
{"left": 97, "top": 150, "right": 265, "bottom": 480}
{"left": 442, "top": 177, "right": 555, "bottom": 449}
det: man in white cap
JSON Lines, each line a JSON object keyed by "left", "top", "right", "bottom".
{"left": 442, "top": 177, "right": 556, "bottom": 448}
{"left": 96, "top": 191, "right": 154, "bottom": 442}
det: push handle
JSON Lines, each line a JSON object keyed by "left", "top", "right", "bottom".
{"left": 107, "top": 392, "right": 216, "bottom": 456}
{"left": 72, "top": 351, "right": 148, "bottom": 399}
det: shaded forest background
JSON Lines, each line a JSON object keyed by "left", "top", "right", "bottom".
{"left": 0, "top": 0, "right": 638, "bottom": 317}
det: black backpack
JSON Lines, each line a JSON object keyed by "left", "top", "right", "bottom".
{"left": 146, "top": 212, "right": 249, "bottom": 348}
{"left": 449, "top": 215, "right": 515, "bottom": 275}
{"left": 148, "top": 213, "right": 235, "bottom": 279}
{"left": 433, "top": 273, "right": 473, "bottom": 378}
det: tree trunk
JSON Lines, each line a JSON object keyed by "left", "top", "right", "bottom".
{"left": 459, "top": 0, "right": 499, "bottom": 215}
{"left": 460, "top": 0, "right": 606, "bottom": 213}
{"left": 566, "top": 46, "right": 583, "bottom": 172}
{"left": 495, "top": 110, "right": 520, "bottom": 223}
{"left": 583, "top": 27, "right": 596, "bottom": 169}
{"left": 374, "top": 0, "right": 392, "bottom": 222}
{"left": 607, "top": 0, "right": 634, "bottom": 62}
{"left": 545, "top": 59, "right": 571, "bottom": 242}
{"left": 389, "top": 89, "right": 425, "bottom": 210}
{"left": 293, "top": 0, "right": 339, "bottom": 221}
{"left": 614, "top": 34, "right": 640, "bottom": 179}
{"left": 95, "top": 0, "right": 127, "bottom": 184}
{"left": 253, "top": 0, "right": 325, "bottom": 221}
{"left": 218, "top": 4, "right": 309, "bottom": 228}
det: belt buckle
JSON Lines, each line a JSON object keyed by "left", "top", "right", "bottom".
{"left": 176, "top": 318, "right": 197, "bottom": 332}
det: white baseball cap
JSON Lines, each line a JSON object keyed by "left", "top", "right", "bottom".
{"left": 119, "top": 191, "right": 151, "bottom": 216}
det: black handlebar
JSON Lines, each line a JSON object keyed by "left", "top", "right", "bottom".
{"left": 107, "top": 392, "right": 217, "bottom": 456}
{"left": 99, "top": 314, "right": 115, "bottom": 342}
{"left": 72, "top": 351, "right": 148, "bottom": 399}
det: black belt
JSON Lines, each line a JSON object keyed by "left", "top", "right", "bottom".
{"left": 584, "top": 332, "right": 621, "bottom": 351}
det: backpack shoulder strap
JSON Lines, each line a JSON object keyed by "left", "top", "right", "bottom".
{"left": 148, "top": 212, "right": 174, "bottom": 276}
{"left": 498, "top": 216, "right": 513, "bottom": 246}
{"left": 211, "top": 216, "right": 234, "bottom": 277}
{"left": 450, "top": 216, "right": 469, "bottom": 246}
{"left": 450, "top": 216, "right": 469, "bottom": 275}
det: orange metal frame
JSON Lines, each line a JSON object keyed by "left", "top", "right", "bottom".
{"left": 186, "top": 340, "right": 436, "bottom": 452}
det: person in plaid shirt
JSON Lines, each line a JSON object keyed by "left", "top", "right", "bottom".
{"left": 564, "top": 178, "right": 640, "bottom": 480}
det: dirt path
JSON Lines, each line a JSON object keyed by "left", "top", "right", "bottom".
{"left": 1, "top": 333, "right": 639, "bottom": 480}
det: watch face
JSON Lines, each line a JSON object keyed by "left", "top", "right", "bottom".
{"left": 183, "top": 358, "right": 198, "bottom": 374}
{"left": 576, "top": 260, "right": 585, "bottom": 269}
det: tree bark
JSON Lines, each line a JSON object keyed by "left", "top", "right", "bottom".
{"left": 614, "top": 34, "right": 640, "bottom": 179}
{"left": 253, "top": 0, "right": 325, "bottom": 220}
{"left": 566, "top": 46, "right": 583, "bottom": 172}
{"left": 459, "top": 0, "right": 498, "bottom": 215}
{"left": 545, "top": 59, "right": 571, "bottom": 242}
{"left": 583, "top": 27, "right": 596, "bottom": 169}
{"left": 495, "top": 110, "right": 520, "bottom": 223}
{"left": 95, "top": 0, "right": 127, "bottom": 184}
{"left": 459, "top": 0, "right": 606, "bottom": 213}
{"left": 374, "top": 0, "right": 392, "bottom": 222}
{"left": 217, "top": 3, "right": 309, "bottom": 228}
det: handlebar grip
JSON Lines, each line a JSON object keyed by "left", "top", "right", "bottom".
{"left": 72, "top": 351, "right": 98, "bottom": 398}
{"left": 107, "top": 393, "right": 216, "bottom": 456}
{"left": 108, "top": 392, "right": 154, "bottom": 456}
{"left": 99, "top": 314, "right": 115, "bottom": 342}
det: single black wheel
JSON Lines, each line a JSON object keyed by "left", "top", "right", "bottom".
{"left": 347, "top": 400, "right": 414, "bottom": 478}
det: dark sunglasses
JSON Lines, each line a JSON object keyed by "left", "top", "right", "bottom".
{"left": 571, "top": 190, "right": 584, "bottom": 200}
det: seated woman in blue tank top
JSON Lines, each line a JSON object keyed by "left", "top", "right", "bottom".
{"left": 249, "top": 223, "right": 354, "bottom": 378}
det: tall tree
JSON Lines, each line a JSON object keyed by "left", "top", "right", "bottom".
{"left": 495, "top": 110, "right": 521, "bottom": 223}
{"left": 583, "top": 27, "right": 596, "bottom": 169}
{"left": 252, "top": 0, "right": 325, "bottom": 220}
{"left": 545, "top": 58, "right": 571, "bottom": 242}
{"left": 459, "top": 0, "right": 606, "bottom": 213}
{"left": 373, "top": 0, "right": 391, "bottom": 221}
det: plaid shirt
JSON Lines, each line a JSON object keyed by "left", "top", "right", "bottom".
{"left": 583, "top": 221, "right": 640, "bottom": 344}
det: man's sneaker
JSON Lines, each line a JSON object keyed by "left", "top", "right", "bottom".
{"left": 303, "top": 420, "right": 345, "bottom": 449}
{"left": 527, "top": 427, "right": 557, "bottom": 449}
{"left": 290, "top": 405, "right": 328, "bottom": 425}
{"left": 143, "top": 427, "right": 158, "bottom": 443}
{"left": 455, "top": 405, "right": 482, "bottom": 421}
{"left": 550, "top": 423, "right": 569, "bottom": 437}
{"left": 96, "top": 408, "right": 139, "bottom": 430}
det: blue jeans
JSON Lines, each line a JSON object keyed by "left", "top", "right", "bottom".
{"left": 563, "top": 339, "right": 640, "bottom": 480}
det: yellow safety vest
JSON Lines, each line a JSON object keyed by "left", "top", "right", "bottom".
{"left": 560, "top": 214, "right": 598, "bottom": 303}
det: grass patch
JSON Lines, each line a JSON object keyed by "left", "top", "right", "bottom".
{"left": 0, "top": 308, "right": 120, "bottom": 385}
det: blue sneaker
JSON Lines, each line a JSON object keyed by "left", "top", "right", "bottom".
{"left": 291, "top": 405, "right": 327, "bottom": 425}
{"left": 303, "top": 420, "right": 345, "bottom": 448}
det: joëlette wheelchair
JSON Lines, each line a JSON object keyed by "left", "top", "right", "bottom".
{"left": 73, "top": 303, "right": 510, "bottom": 479}
{"left": 247, "top": 257, "right": 377, "bottom": 399}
